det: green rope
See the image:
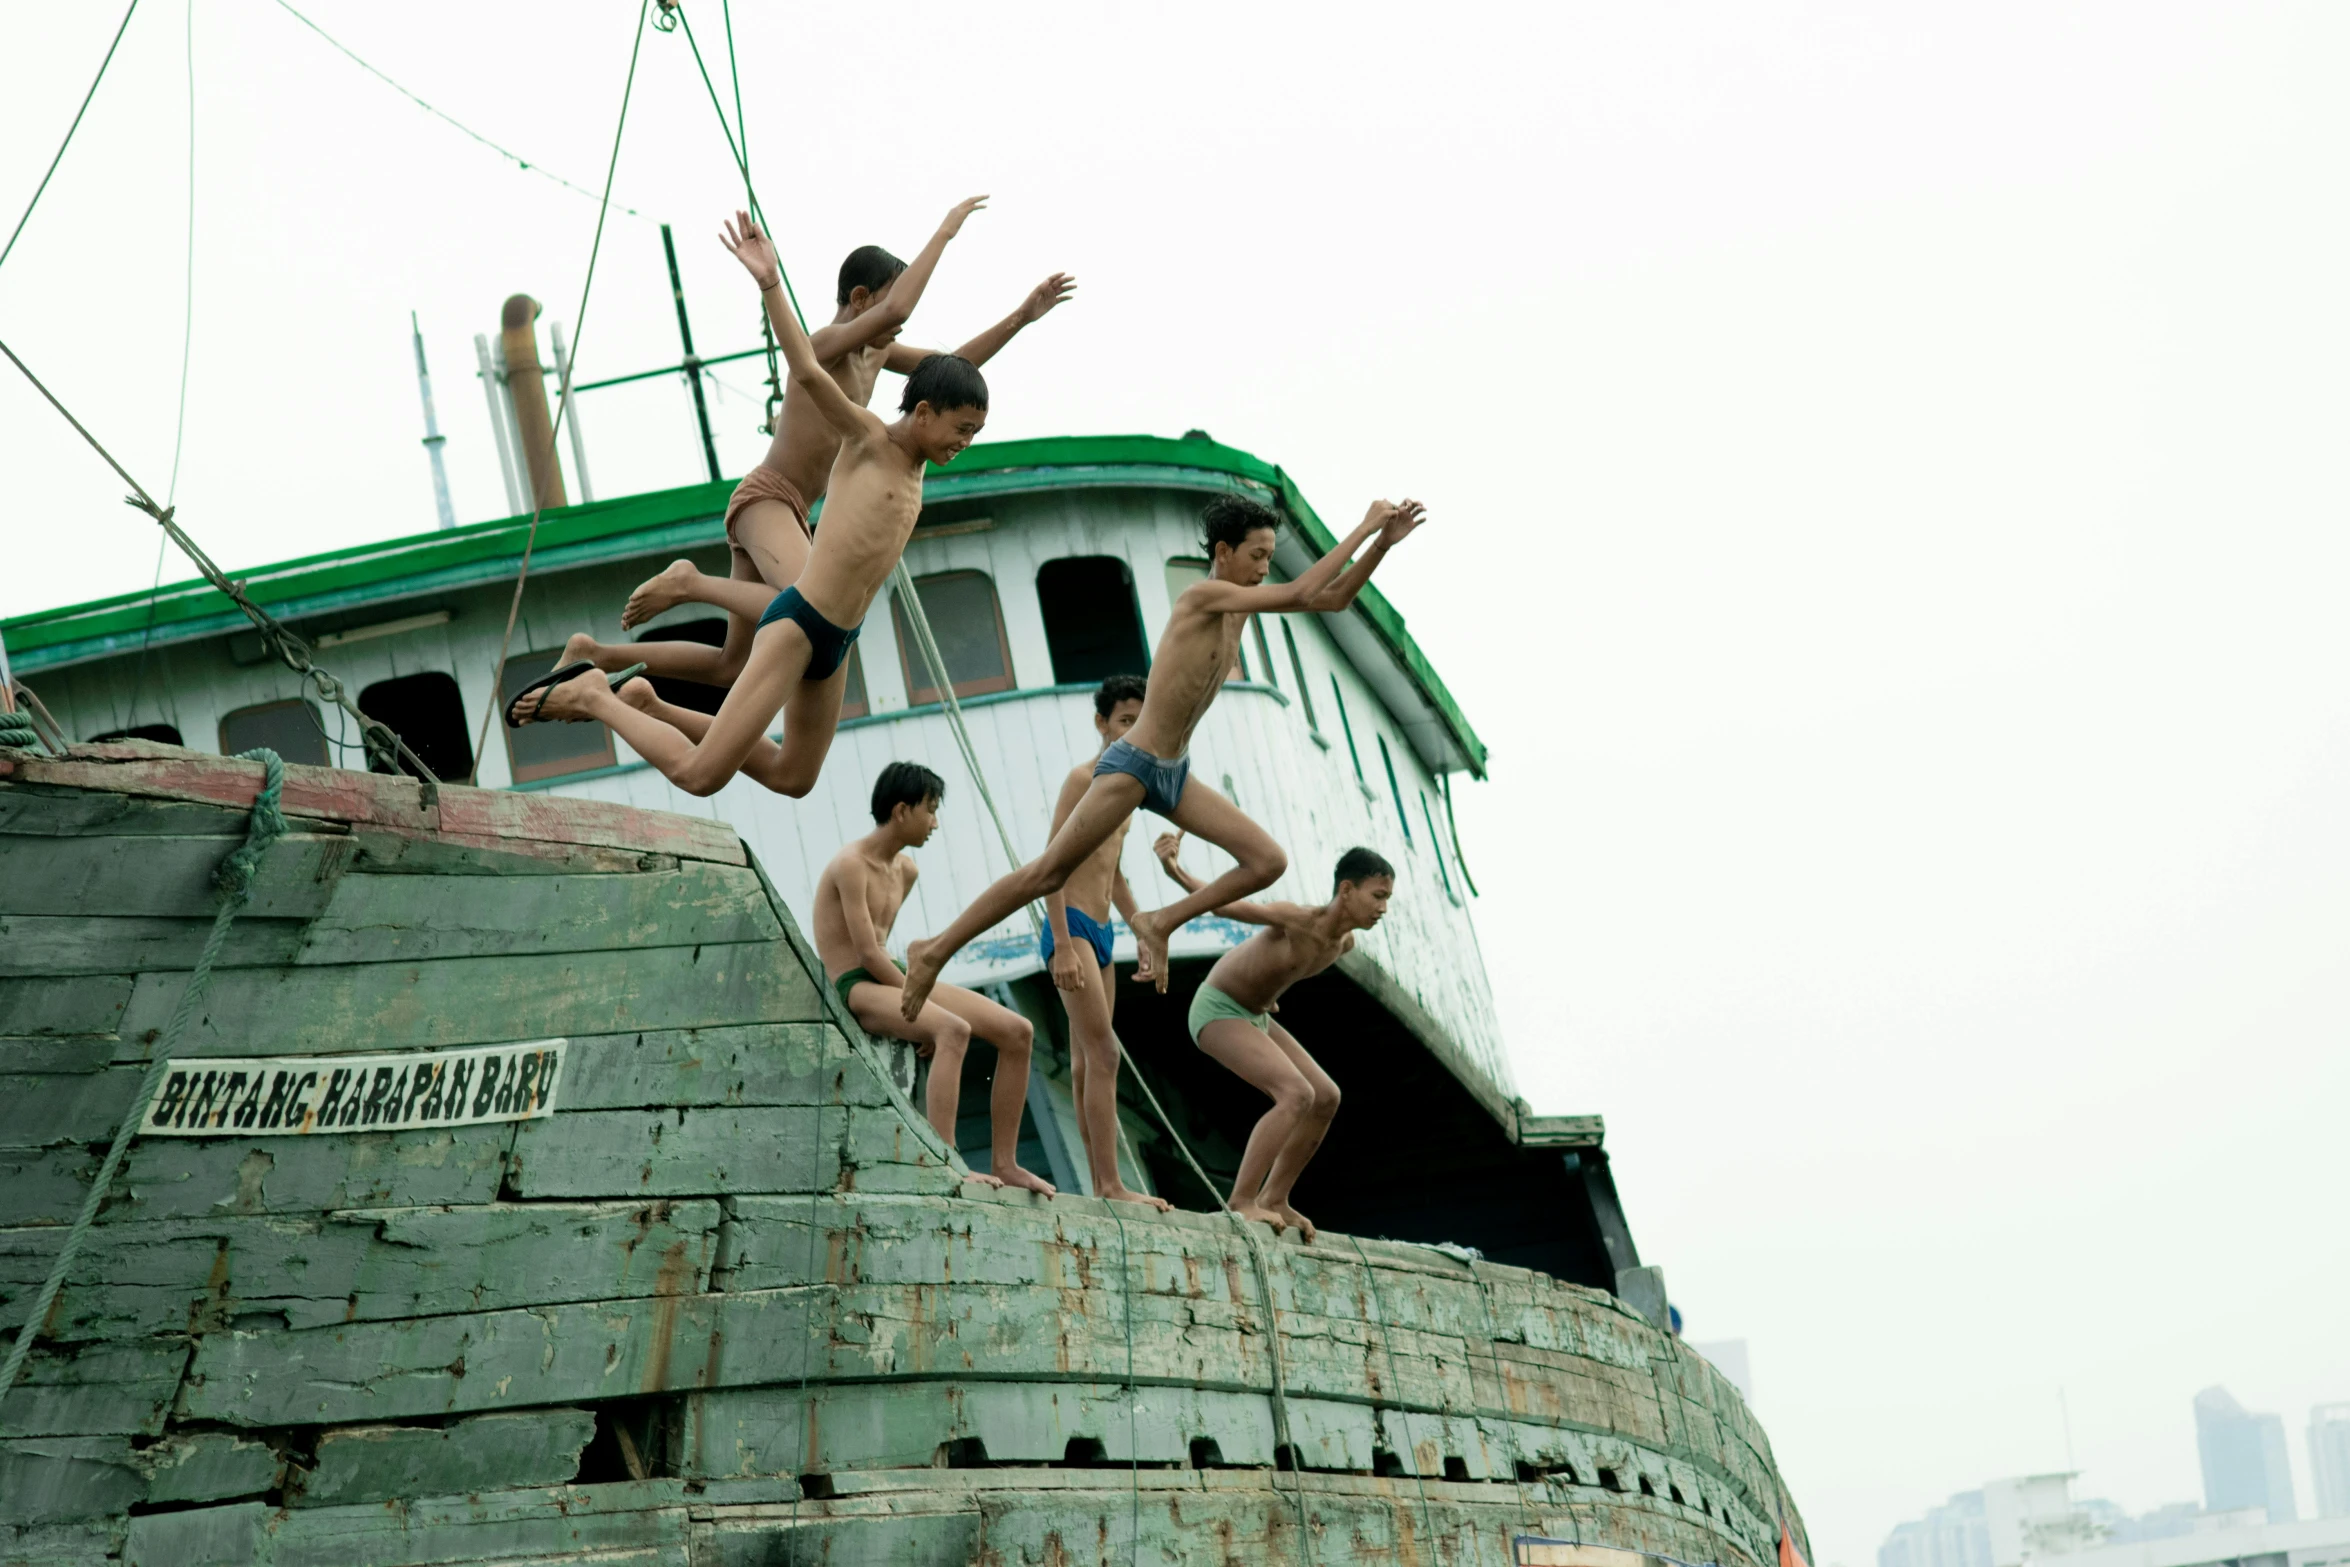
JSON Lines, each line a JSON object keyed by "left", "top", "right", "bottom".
{"left": 0, "top": 709, "right": 42, "bottom": 753}
{"left": 1348, "top": 1235, "right": 1437, "bottom": 1550}
{"left": 0, "top": 749, "right": 287, "bottom": 1404}
{"left": 0, "top": 0, "right": 139, "bottom": 275}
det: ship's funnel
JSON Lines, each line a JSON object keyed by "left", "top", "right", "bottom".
{"left": 499, "top": 294, "right": 568, "bottom": 511}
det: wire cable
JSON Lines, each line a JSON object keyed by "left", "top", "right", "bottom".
{"left": 0, "top": 1, "right": 139, "bottom": 276}
{"left": 270, "top": 0, "right": 653, "bottom": 223}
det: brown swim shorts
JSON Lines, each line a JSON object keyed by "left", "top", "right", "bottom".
{"left": 724, "top": 465, "right": 811, "bottom": 547}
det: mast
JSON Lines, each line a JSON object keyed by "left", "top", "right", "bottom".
{"left": 411, "top": 313, "right": 458, "bottom": 531}
{"left": 660, "top": 223, "right": 722, "bottom": 484}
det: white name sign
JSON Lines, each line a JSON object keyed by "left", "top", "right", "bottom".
{"left": 143, "top": 1041, "right": 566, "bottom": 1137}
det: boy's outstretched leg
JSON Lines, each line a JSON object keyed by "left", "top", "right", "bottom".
{"left": 1246, "top": 1021, "right": 1339, "bottom": 1242}
{"left": 928, "top": 984, "right": 1056, "bottom": 1198}
{"left": 521, "top": 622, "right": 810, "bottom": 797}
{"left": 560, "top": 564, "right": 776, "bottom": 687}
{"left": 1193, "top": 1016, "right": 1316, "bottom": 1231}
{"left": 1129, "top": 780, "right": 1287, "bottom": 989}
{"left": 900, "top": 775, "right": 1148, "bottom": 1019}
{"left": 844, "top": 979, "right": 1005, "bottom": 1190}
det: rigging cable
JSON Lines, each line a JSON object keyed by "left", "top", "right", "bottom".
{"left": 467, "top": 0, "right": 651, "bottom": 783}
{"left": 270, "top": 0, "right": 652, "bottom": 223}
{"left": 0, "top": 1, "right": 138, "bottom": 275}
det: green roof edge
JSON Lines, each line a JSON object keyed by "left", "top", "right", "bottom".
{"left": 4, "top": 433, "right": 1486, "bottom": 775}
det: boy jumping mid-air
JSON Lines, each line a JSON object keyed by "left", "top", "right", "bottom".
{"left": 554, "top": 198, "right": 1072, "bottom": 692}
{"left": 898, "top": 492, "right": 1427, "bottom": 1019}
{"left": 509, "top": 212, "right": 988, "bottom": 798}
{"left": 1043, "top": 674, "right": 1170, "bottom": 1211}
{"left": 814, "top": 762, "right": 1054, "bottom": 1196}
{"left": 1154, "top": 836, "right": 1398, "bottom": 1240}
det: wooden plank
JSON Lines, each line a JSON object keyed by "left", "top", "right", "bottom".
{"left": 0, "top": 1035, "right": 117, "bottom": 1073}
{"left": 0, "top": 1432, "right": 279, "bottom": 1523}
{"left": 301, "top": 1409, "right": 595, "bottom": 1507}
{"left": 1, "top": 1518, "right": 124, "bottom": 1567}
{"left": 113, "top": 941, "right": 823, "bottom": 1062}
{"left": 1, "top": 1200, "right": 722, "bottom": 1340}
{"left": 292, "top": 861, "right": 783, "bottom": 966}
{"left": 0, "top": 916, "right": 310, "bottom": 978}
{"left": 0, "top": 1070, "right": 144, "bottom": 1148}
{"left": 124, "top": 1481, "right": 696, "bottom": 1567}
{"left": 558, "top": 1024, "right": 886, "bottom": 1110}
{"left": 0, "top": 1338, "right": 187, "bottom": 1438}
{"left": 348, "top": 824, "right": 680, "bottom": 878}
{"left": 439, "top": 787, "right": 744, "bottom": 867}
{"left": 508, "top": 1106, "right": 844, "bottom": 1198}
{"left": 0, "top": 782, "right": 303, "bottom": 839}
{"left": 0, "top": 976, "right": 130, "bottom": 1037}
{"left": 0, "top": 833, "right": 353, "bottom": 919}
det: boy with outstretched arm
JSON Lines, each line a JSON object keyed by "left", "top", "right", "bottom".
{"left": 1043, "top": 675, "right": 1171, "bottom": 1211}
{"left": 1154, "top": 835, "right": 1398, "bottom": 1240}
{"left": 553, "top": 199, "right": 1073, "bottom": 690}
{"left": 813, "top": 762, "right": 1055, "bottom": 1196}
{"left": 898, "top": 492, "right": 1428, "bottom": 1019}
{"left": 508, "top": 212, "right": 988, "bottom": 798}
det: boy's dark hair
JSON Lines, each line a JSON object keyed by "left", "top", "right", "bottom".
{"left": 1333, "top": 846, "right": 1394, "bottom": 890}
{"left": 1093, "top": 674, "right": 1147, "bottom": 717}
{"left": 838, "top": 244, "right": 907, "bottom": 307}
{"left": 1202, "top": 494, "right": 1280, "bottom": 555}
{"left": 871, "top": 760, "right": 946, "bottom": 824}
{"left": 900, "top": 353, "right": 988, "bottom": 414}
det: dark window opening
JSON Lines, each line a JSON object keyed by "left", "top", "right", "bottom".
{"left": 1443, "top": 1455, "right": 1471, "bottom": 1482}
{"left": 894, "top": 571, "right": 1013, "bottom": 704}
{"left": 1332, "top": 677, "right": 1364, "bottom": 782}
{"left": 1189, "top": 1438, "right": 1225, "bottom": 1469}
{"left": 632, "top": 617, "right": 729, "bottom": 717}
{"left": 1371, "top": 1449, "right": 1406, "bottom": 1478}
{"left": 88, "top": 723, "right": 182, "bottom": 746}
{"left": 1060, "top": 1437, "right": 1108, "bottom": 1467}
{"left": 1638, "top": 1475, "right": 1656, "bottom": 1497}
{"left": 1379, "top": 734, "right": 1412, "bottom": 844}
{"left": 1281, "top": 623, "right": 1319, "bottom": 731}
{"left": 219, "top": 699, "right": 329, "bottom": 767}
{"left": 358, "top": 671, "right": 473, "bottom": 781}
{"left": 1037, "top": 556, "right": 1148, "bottom": 684}
{"left": 501, "top": 651, "right": 615, "bottom": 784}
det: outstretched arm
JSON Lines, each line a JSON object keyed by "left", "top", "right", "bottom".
{"left": 827, "top": 194, "right": 986, "bottom": 361}
{"left": 1188, "top": 501, "right": 1428, "bottom": 617}
{"left": 720, "top": 211, "right": 884, "bottom": 442}
{"left": 885, "top": 271, "right": 1076, "bottom": 374}
{"left": 1152, "top": 831, "right": 1299, "bottom": 926}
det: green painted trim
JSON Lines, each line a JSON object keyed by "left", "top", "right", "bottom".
{"left": 6, "top": 433, "right": 1483, "bottom": 775}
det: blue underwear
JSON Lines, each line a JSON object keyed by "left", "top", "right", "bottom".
{"left": 1093, "top": 737, "right": 1191, "bottom": 819}
{"left": 756, "top": 586, "right": 861, "bottom": 682}
{"left": 1041, "top": 904, "right": 1117, "bottom": 970}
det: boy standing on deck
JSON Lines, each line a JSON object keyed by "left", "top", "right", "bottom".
{"left": 552, "top": 199, "right": 1073, "bottom": 691}
{"left": 1153, "top": 835, "right": 1398, "bottom": 1240}
{"left": 512, "top": 213, "right": 987, "bottom": 798}
{"left": 813, "top": 762, "right": 1055, "bottom": 1196}
{"left": 897, "top": 492, "right": 1427, "bottom": 1019}
{"left": 1043, "top": 674, "right": 1171, "bottom": 1211}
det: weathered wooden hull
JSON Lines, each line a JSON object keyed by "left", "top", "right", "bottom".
{"left": 0, "top": 745, "right": 1806, "bottom": 1567}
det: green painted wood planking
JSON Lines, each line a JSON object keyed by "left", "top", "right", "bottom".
{"left": 557, "top": 1023, "right": 886, "bottom": 1110}
{"left": 505, "top": 1104, "right": 942, "bottom": 1199}
{"left": 0, "top": 1431, "right": 280, "bottom": 1523}
{"left": 301, "top": 1409, "right": 597, "bottom": 1507}
{"left": 0, "top": 833, "right": 354, "bottom": 920}
{"left": 0, "top": 975, "right": 130, "bottom": 1036}
{"left": 0, "top": 782, "right": 285, "bottom": 839}
{"left": 121, "top": 1480, "right": 700, "bottom": 1567}
{"left": 345, "top": 825, "right": 681, "bottom": 878}
{"left": 0, "top": 916, "right": 311, "bottom": 979}
{"left": 0, "top": 1338, "right": 188, "bottom": 1438}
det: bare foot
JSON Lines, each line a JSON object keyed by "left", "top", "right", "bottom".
{"left": 558, "top": 630, "right": 603, "bottom": 670}
{"left": 899, "top": 938, "right": 948, "bottom": 1022}
{"left": 1273, "top": 1203, "right": 1317, "bottom": 1242}
{"left": 622, "top": 559, "right": 702, "bottom": 629}
{"left": 961, "top": 1170, "right": 1006, "bottom": 1189}
{"left": 1231, "top": 1203, "right": 1287, "bottom": 1232}
{"left": 1128, "top": 912, "right": 1172, "bottom": 994}
{"left": 519, "top": 668, "right": 607, "bottom": 726}
{"left": 613, "top": 676, "right": 660, "bottom": 712}
{"left": 995, "top": 1164, "right": 1057, "bottom": 1198}
{"left": 1101, "top": 1184, "right": 1173, "bottom": 1213}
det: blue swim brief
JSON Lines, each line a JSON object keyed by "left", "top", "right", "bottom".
{"left": 1041, "top": 904, "right": 1117, "bottom": 970}
{"left": 1093, "top": 737, "right": 1191, "bottom": 819}
{"left": 756, "top": 586, "right": 861, "bottom": 682}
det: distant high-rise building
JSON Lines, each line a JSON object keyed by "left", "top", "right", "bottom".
{"left": 2314, "top": 1403, "right": 2350, "bottom": 1519}
{"left": 2194, "top": 1386, "right": 2298, "bottom": 1523}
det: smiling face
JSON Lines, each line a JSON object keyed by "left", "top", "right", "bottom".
{"left": 911, "top": 401, "right": 988, "bottom": 466}
{"left": 1093, "top": 697, "right": 1144, "bottom": 747}
{"left": 1335, "top": 873, "right": 1394, "bottom": 928}
{"left": 1212, "top": 525, "right": 1279, "bottom": 586}
{"left": 893, "top": 793, "right": 941, "bottom": 846}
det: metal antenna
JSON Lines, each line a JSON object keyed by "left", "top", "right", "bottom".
{"left": 411, "top": 312, "right": 457, "bottom": 530}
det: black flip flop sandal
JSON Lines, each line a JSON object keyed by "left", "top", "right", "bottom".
{"left": 504, "top": 661, "right": 598, "bottom": 727}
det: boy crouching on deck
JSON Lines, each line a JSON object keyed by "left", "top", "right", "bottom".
{"left": 813, "top": 762, "right": 1055, "bottom": 1196}
{"left": 1154, "top": 836, "right": 1399, "bottom": 1240}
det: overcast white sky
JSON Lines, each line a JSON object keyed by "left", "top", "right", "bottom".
{"left": 4, "top": 4, "right": 2346, "bottom": 1559}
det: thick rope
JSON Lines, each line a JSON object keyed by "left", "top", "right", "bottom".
{"left": 0, "top": 749, "right": 288, "bottom": 1404}
{"left": 1348, "top": 1234, "right": 1437, "bottom": 1549}
{"left": 0, "top": 710, "right": 43, "bottom": 753}
{"left": 0, "top": 1, "right": 138, "bottom": 275}
{"left": 0, "top": 337, "right": 435, "bottom": 789}
{"left": 469, "top": 0, "right": 650, "bottom": 784}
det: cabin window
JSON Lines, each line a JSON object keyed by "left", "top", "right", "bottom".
{"left": 1280, "top": 623, "right": 1320, "bottom": 732}
{"left": 894, "top": 570, "right": 1014, "bottom": 704}
{"left": 1037, "top": 556, "right": 1148, "bottom": 684}
{"left": 837, "top": 643, "right": 870, "bottom": 720}
{"left": 500, "top": 651, "right": 616, "bottom": 783}
{"left": 358, "top": 672, "right": 473, "bottom": 781}
{"left": 632, "top": 617, "right": 728, "bottom": 717}
{"left": 1421, "top": 791, "right": 1458, "bottom": 901}
{"left": 1163, "top": 558, "right": 1245, "bottom": 681}
{"left": 219, "top": 699, "right": 330, "bottom": 767}
{"left": 1378, "top": 734, "right": 1413, "bottom": 845}
{"left": 88, "top": 723, "right": 182, "bottom": 746}
{"left": 1331, "top": 676, "right": 1366, "bottom": 784}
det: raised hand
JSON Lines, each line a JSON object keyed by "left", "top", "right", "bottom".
{"left": 1020, "top": 272, "right": 1077, "bottom": 324}
{"left": 937, "top": 195, "right": 990, "bottom": 238}
{"left": 1379, "top": 499, "right": 1427, "bottom": 545}
{"left": 1153, "top": 830, "right": 1185, "bottom": 870}
{"left": 717, "top": 210, "right": 781, "bottom": 292}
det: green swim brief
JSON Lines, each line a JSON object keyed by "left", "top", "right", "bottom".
{"left": 833, "top": 963, "right": 902, "bottom": 1015}
{"left": 1187, "top": 980, "right": 1271, "bottom": 1045}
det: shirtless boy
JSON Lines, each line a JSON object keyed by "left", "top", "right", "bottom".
{"left": 1042, "top": 674, "right": 1170, "bottom": 1211}
{"left": 813, "top": 761, "right": 1054, "bottom": 1196}
{"left": 509, "top": 212, "right": 988, "bottom": 798}
{"left": 1154, "top": 835, "right": 1397, "bottom": 1240}
{"left": 898, "top": 492, "right": 1427, "bottom": 1019}
{"left": 554, "top": 199, "right": 1072, "bottom": 690}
